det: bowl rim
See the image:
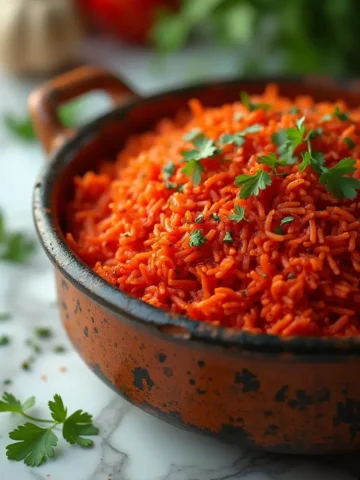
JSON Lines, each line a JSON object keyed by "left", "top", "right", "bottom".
{"left": 33, "top": 75, "right": 360, "bottom": 355}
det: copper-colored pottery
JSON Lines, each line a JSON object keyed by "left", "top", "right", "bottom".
{"left": 30, "top": 67, "right": 360, "bottom": 454}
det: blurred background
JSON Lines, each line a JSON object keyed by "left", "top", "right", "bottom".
{"left": 2, "top": 0, "right": 360, "bottom": 84}
{"left": 0, "top": 0, "right": 359, "bottom": 141}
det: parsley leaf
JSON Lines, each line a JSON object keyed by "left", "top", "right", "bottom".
{"left": 280, "top": 216, "right": 294, "bottom": 226}
{"left": 286, "top": 116, "right": 306, "bottom": 149}
{"left": 163, "top": 162, "right": 175, "bottom": 180}
{"left": 219, "top": 124, "right": 263, "bottom": 147}
{"left": 62, "top": 410, "right": 99, "bottom": 448}
{"left": 181, "top": 134, "right": 220, "bottom": 185}
{"left": 184, "top": 128, "right": 202, "bottom": 142}
{"left": 182, "top": 160, "right": 204, "bottom": 186}
{"left": 223, "top": 231, "right": 233, "bottom": 243}
{"left": 272, "top": 118, "right": 307, "bottom": 165}
{"left": 271, "top": 129, "right": 287, "bottom": 147}
{"left": 189, "top": 229, "right": 206, "bottom": 247}
{"left": 319, "top": 158, "right": 360, "bottom": 199}
{"left": 240, "top": 91, "right": 271, "bottom": 111}
{"left": 235, "top": 170, "right": 272, "bottom": 199}
{"left": 274, "top": 227, "right": 284, "bottom": 235}
{"left": 257, "top": 153, "right": 278, "bottom": 170}
{"left": 49, "top": 395, "right": 67, "bottom": 423}
{"left": 229, "top": 205, "right": 247, "bottom": 223}
{"left": 166, "top": 181, "right": 178, "bottom": 189}
{"left": 299, "top": 151, "right": 326, "bottom": 174}
{"left": 0, "top": 393, "right": 35, "bottom": 414}
{"left": 6, "top": 423, "right": 58, "bottom": 467}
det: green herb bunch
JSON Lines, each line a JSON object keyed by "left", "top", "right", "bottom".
{"left": 151, "top": 0, "right": 360, "bottom": 77}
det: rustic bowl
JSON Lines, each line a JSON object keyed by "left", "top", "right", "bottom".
{"left": 30, "top": 67, "right": 360, "bottom": 454}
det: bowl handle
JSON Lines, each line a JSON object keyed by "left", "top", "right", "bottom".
{"left": 28, "top": 65, "right": 138, "bottom": 154}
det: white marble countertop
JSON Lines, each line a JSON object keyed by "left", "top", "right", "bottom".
{"left": 0, "top": 38, "right": 359, "bottom": 480}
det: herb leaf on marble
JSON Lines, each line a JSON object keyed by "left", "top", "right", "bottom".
{"left": 1, "top": 393, "right": 99, "bottom": 467}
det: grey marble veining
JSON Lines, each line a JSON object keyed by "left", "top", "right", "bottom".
{"left": 0, "top": 38, "right": 359, "bottom": 480}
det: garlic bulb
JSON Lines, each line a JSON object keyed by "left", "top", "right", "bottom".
{"left": 0, "top": 0, "right": 84, "bottom": 75}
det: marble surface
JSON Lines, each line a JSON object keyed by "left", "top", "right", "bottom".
{"left": 0, "top": 38, "right": 360, "bottom": 480}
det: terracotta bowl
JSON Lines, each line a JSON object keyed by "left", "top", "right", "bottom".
{"left": 30, "top": 67, "right": 360, "bottom": 454}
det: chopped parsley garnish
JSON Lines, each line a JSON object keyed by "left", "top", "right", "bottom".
{"left": 0, "top": 312, "right": 12, "bottom": 321}
{"left": 229, "top": 205, "right": 247, "bottom": 223}
{"left": 319, "top": 158, "right": 360, "bottom": 200}
{"left": 0, "top": 211, "right": 36, "bottom": 264}
{"left": 181, "top": 134, "right": 220, "bottom": 186}
{"left": 223, "top": 231, "right": 233, "bottom": 243}
{"left": 210, "top": 212, "right": 220, "bottom": 222}
{"left": 195, "top": 213, "right": 204, "bottom": 224}
{"left": 280, "top": 216, "right": 294, "bottom": 226}
{"left": 241, "top": 289, "right": 247, "bottom": 297}
{"left": 177, "top": 184, "right": 185, "bottom": 192}
{"left": 0, "top": 393, "right": 99, "bottom": 467}
{"left": 35, "top": 328, "right": 52, "bottom": 340}
{"left": 321, "top": 106, "right": 350, "bottom": 123}
{"left": 234, "top": 170, "right": 272, "bottom": 199}
{"left": 3, "top": 379, "right": 12, "bottom": 386}
{"left": 219, "top": 124, "right": 263, "bottom": 147}
{"left": 165, "top": 181, "right": 177, "bottom": 190}
{"left": 25, "top": 339, "right": 42, "bottom": 354}
{"left": 0, "top": 335, "right": 10, "bottom": 346}
{"left": 273, "top": 227, "right": 284, "bottom": 235}
{"left": 287, "top": 273, "right": 297, "bottom": 280}
{"left": 240, "top": 91, "right": 271, "bottom": 112}
{"left": 163, "top": 162, "right": 175, "bottom": 180}
{"left": 344, "top": 137, "right": 355, "bottom": 149}
{"left": 189, "top": 229, "right": 206, "bottom": 247}
{"left": 54, "top": 345, "right": 66, "bottom": 354}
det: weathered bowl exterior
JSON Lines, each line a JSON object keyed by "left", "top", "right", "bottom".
{"left": 31, "top": 69, "right": 360, "bottom": 453}
{"left": 55, "top": 270, "right": 360, "bottom": 454}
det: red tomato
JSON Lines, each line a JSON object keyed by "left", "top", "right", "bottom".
{"left": 80, "top": 0, "right": 179, "bottom": 45}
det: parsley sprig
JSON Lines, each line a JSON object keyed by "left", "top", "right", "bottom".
{"left": 234, "top": 170, "right": 272, "bottom": 199}
{"left": 319, "top": 158, "right": 360, "bottom": 199}
{"left": 0, "top": 393, "right": 99, "bottom": 467}
{"left": 181, "top": 134, "right": 220, "bottom": 186}
{"left": 229, "top": 205, "right": 248, "bottom": 223}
